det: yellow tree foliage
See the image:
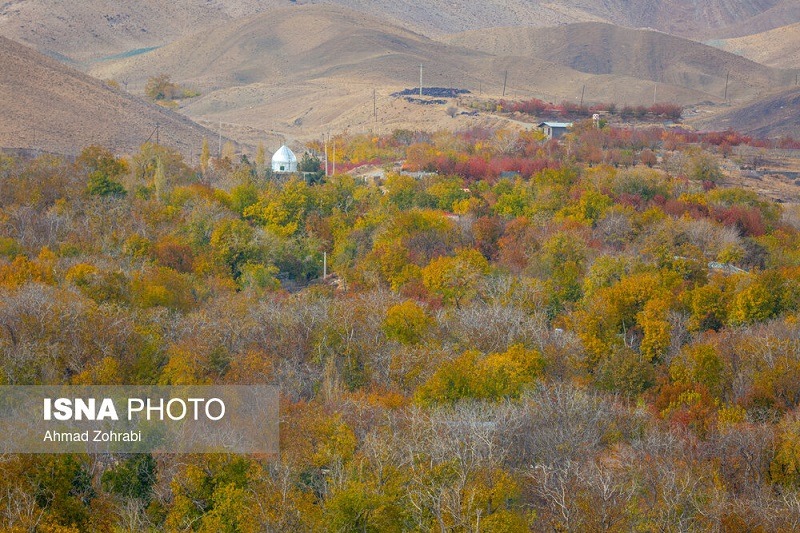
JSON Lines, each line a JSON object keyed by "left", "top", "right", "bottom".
{"left": 131, "top": 267, "right": 196, "bottom": 312}
{"left": 556, "top": 189, "right": 613, "bottom": 226}
{"left": 728, "top": 275, "right": 782, "bottom": 326}
{"left": 422, "top": 248, "right": 490, "bottom": 308}
{"left": 669, "top": 343, "right": 726, "bottom": 399}
{"left": 159, "top": 346, "right": 212, "bottom": 385}
{"left": 366, "top": 209, "right": 458, "bottom": 289}
{"left": 255, "top": 142, "right": 265, "bottom": 168}
{"left": 244, "top": 178, "right": 309, "bottom": 237}
{"left": 416, "top": 344, "right": 544, "bottom": 404}
{"left": 637, "top": 297, "right": 672, "bottom": 362}
{"left": 685, "top": 282, "right": 728, "bottom": 332}
{"left": 72, "top": 356, "right": 123, "bottom": 385}
{"left": 0, "top": 249, "right": 56, "bottom": 288}
{"left": 771, "top": 418, "right": 800, "bottom": 487}
{"left": 573, "top": 271, "right": 676, "bottom": 369}
{"left": 382, "top": 300, "right": 434, "bottom": 345}
{"left": 201, "top": 137, "right": 210, "bottom": 172}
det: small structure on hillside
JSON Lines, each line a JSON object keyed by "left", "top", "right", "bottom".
{"left": 272, "top": 145, "right": 298, "bottom": 173}
{"left": 538, "top": 121, "right": 572, "bottom": 140}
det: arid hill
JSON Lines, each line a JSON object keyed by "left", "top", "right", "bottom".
{"left": 86, "top": 4, "right": 792, "bottom": 145}
{"left": 326, "top": 0, "right": 800, "bottom": 39}
{"left": 5, "top": 2, "right": 798, "bottom": 145}
{"left": 711, "top": 22, "right": 800, "bottom": 69}
{"left": 445, "top": 23, "right": 796, "bottom": 103}
{"left": 1, "top": 0, "right": 798, "bottom": 64}
{"left": 0, "top": 0, "right": 292, "bottom": 64}
{"left": 0, "top": 36, "right": 222, "bottom": 156}
{"left": 689, "top": 87, "right": 800, "bottom": 138}
{"left": 709, "top": 0, "right": 800, "bottom": 38}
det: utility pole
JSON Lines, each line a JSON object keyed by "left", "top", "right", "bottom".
{"left": 218, "top": 119, "right": 222, "bottom": 157}
{"left": 580, "top": 84, "right": 585, "bottom": 107}
{"left": 502, "top": 70, "right": 508, "bottom": 97}
{"left": 653, "top": 83, "right": 657, "bottom": 105}
{"left": 419, "top": 64, "right": 423, "bottom": 97}
{"left": 724, "top": 71, "right": 730, "bottom": 102}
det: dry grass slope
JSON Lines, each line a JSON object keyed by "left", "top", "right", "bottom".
{"left": 709, "top": 0, "right": 800, "bottom": 38}
{"left": 690, "top": 87, "right": 800, "bottom": 138}
{"left": 0, "top": 36, "right": 222, "bottom": 156}
{"left": 1, "top": 0, "right": 798, "bottom": 63}
{"left": 0, "top": 0, "right": 292, "bottom": 63}
{"left": 711, "top": 22, "right": 800, "bottom": 69}
{"left": 87, "top": 5, "right": 800, "bottom": 145}
{"left": 445, "top": 23, "right": 796, "bottom": 102}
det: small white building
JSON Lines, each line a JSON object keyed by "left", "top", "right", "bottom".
{"left": 271, "top": 145, "right": 298, "bottom": 173}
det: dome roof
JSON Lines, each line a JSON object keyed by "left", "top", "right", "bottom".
{"left": 272, "top": 145, "right": 297, "bottom": 164}
{"left": 271, "top": 145, "right": 298, "bottom": 172}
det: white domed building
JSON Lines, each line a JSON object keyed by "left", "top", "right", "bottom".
{"left": 271, "top": 145, "right": 298, "bottom": 173}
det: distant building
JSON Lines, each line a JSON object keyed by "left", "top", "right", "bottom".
{"left": 538, "top": 121, "right": 573, "bottom": 140}
{"left": 271, "top": 145, "right": 298, "bottom": 173}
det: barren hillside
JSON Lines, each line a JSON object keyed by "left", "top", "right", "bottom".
{"left": 710, "top": 0, "right": 800, "bottom": 38}
{"left": 2, "top": 0, "right": 799, "bottom": 64}
{"left": 711, "top": 22, "right": 800, "bottom": 68}
{"left": 445, "top": 23, "right": 796, "bottom": 103}
{"left": 0, "top": 36, "right": 222, "bottom": 156}
{"left": 325, "top": 0, "right": 799, "bottom": 38}
{"left": 0, "top": 0, "right": 293, "bottom": 63}
{"left": 689, "top": 87, "right": 800, "bottom": 138}
{"left": 86, "top": 5, "right": 754, "bottom": 145}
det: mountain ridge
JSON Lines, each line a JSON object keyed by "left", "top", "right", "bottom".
{"left": 2, "top": 0, "right": 799, "bottom": 64}
{"left": 86, "top": 7, "right": 798, "bottom": 143}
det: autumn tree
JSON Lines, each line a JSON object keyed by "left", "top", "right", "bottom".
{"left": 382, "top": 300, "right": 433, "bottom": 345}
{"left": 422, "top": 248, "right": 490, "bottom": 308}
{"left": 78, "top": 145, "right": 127, "bottom": 197}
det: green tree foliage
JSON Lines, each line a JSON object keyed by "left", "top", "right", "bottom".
{"left": 686, "top": 149, "right": 723, "bottom": 182}
{"left": 101, "top": 454, "right": 157, "bottom": 503}
{"left": 144, "top": 73, "right": 199, "bottom": 101}
{"left": 78, "top": 145, "right": 127, "bottom": 197}
{"left": 298, "top": 151, "right": 324, "bottom": 183}
{"left": 209, "top": 219, "right": 263, "bottom": 280}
